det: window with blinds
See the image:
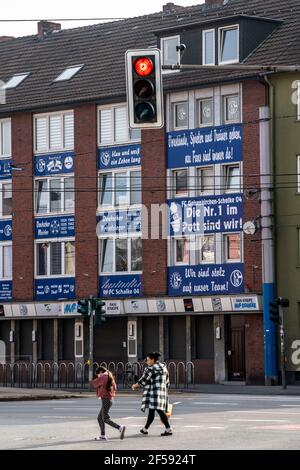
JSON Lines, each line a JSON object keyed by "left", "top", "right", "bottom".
{"left": 34, "top": 111, "right": 74, "bottom": 153}
{"left": 98, "top": 105, "right": 141, "bottom": 146}
{"left": 0, "top": 244, "right": 12, "bottom": 279}
{"left": 0, "top": 119, "right": 12, "bottom": 157}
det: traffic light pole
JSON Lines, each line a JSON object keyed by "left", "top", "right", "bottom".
{"left": 279, "top": 305, "right": 286, "bottom": 390}
{"left": 88, "top": 296, "right": 94, "bottom": 389}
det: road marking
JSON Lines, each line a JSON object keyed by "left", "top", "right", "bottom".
{"left": 229, "top": 419, "right": 288, "bottom": 423}
{"left": 173, "top": 402, "right": 182, "bottom": 405}
{"left": 228, "top": 410, "right": 300, "bottom": 415}
{"left": 41, "top": 416, "right": 88, "bottom": 419}
{"left": 280, "top": 405, "right": 300, "bottom": 407}
{"left": 193, "top": 402, "right": 238, "bottom": 406}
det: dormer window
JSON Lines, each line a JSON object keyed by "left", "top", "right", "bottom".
{"left": 161, "top": 36, "right": 180, "bottom": 71}
{"left": 219, "top": 25, "right": 239, "bottom": 64}
{"left": 54, "top": 65, "right": 84, "bottom": 82}
{"left": 1, "top": 73, "right": 29, "bottom": 90}
{"left": 202, "top": 29, "right": 215, "bottom": 66}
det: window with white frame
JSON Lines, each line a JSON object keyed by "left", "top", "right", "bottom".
{"left": 36, "top": 240, "right": 75, "bottom": 277}
{"left": 223, "top": 164, "right": 241, "bottom": 193}
{"left": 173, "top": 169, "right": 188, "bottom": 197}
{"left": 0, "top": 119, "right": 11, "bottom": 157}
{"left": 100, "top": 237, "right": 142, "bottom": 273}
{"left": 198, "top": 98, "right": 214, "bottom": 127}
{"left": 0, "top": 243, "right": 12, "bottom": 279}
{"left": 98, "top": 105, "right": 140, "bottom": 146}
{"left": 0, "top": 182, "right": 12, "bottom": 217}
{"left": 197, "top": 166, "right": 214, "bottom": 195}
{"left": 174, "top": 237, "right": 190, "bottom": 265}
{"left": 173, "top": 101, "right": 188, "bottom": 129}
{"left": 223, "top": 94, "right": 240, "bottom": 123}
{"left": 35, "top": 176, "right": 74, "bottom": 214}
{"left": 34, "top": 111, "right": 74, "bottom": 153}
{"left": 99, "top": 169, "right": 141, "bottom": 207}
{"left": 223, "top": 233, "right": 241, "bottom": 262}
{"left": 161, "top": 36, "right": 180, "bottom": 68}
{"left": 297, "top": 82, "right": 300, "bottom": 121}
{"left": 198, "top": 235, "right": 215, "bottom": 263}
{"left": 202, "top": 29, "right": 215, "bottom": 66}
{"left": 219, "top": 25, "right": 239, "bottom": 64}
{"left": 297, "top": 156, "right": 300, "bottom": 193}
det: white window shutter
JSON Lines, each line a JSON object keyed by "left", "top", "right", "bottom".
{"left": 64, "top": 113, "right": 74, "bottom": 149}
{"left": 100, "top": 109, "right": 113, "bottom": 144}
{"left": 114, "top": 107, "right": 128, "bottom": 143}
{"left": 35, "top": 117, "right": 48, "bottom": 152}
{"left": 49, "top": 115, "right": 62, "bottom": 150}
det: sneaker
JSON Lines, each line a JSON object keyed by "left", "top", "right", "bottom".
{"left": 94, "top": 435, "right": 108, "bottom": 441}
{"left": 140, "top": 428, "right": 148, "bottom": 435}
{"left": 119, "top": 425, "right": 126, "bottom": 440}
{"left": 161, "top": 429, "right": 173, "bottom": 436}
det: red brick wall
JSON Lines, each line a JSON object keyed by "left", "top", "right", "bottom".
{"left": 141, "top": 127, "right": 167, "bottom": 296}
{"left": 245, "top": 314, "right": 264, "bottom": 384}
{"left": 243, "top": 80, "right": 266, "bottom": 293}
{"left": 74, "top": 104, "right": 98, "bottom": 297}
{"left": 12, "top": 113, "right": 34, "bottom": 300}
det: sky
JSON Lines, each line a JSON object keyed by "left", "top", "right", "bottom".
{"left": 0, "top": 0, "right": 205, "bottom": 38}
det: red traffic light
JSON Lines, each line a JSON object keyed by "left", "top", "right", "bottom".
{"left": 134, "top": 57, "right": 153, "bottom": 76}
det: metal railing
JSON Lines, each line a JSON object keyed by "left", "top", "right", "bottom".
{"left": 0, "top": 361, "right": 194, "bottom": 390}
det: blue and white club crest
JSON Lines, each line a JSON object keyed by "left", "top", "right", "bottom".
{"left": 64, "top": 156, "right": 74, "bottom": 170}
{"left": 100, "top": 151, "right": 111, "bottom": 167}
{"left": 37, "top": 159, "right": 46, "bottom": 173}
{"left": 50, "top": 220, "right": 60, "bottom": 235}
{"left": 230, "top": 270, "right": 243, "bottom": 288}
{"left": 47, "top": 158, "right": 63, "bottom": 172}
{"left": 170, "top": 272, "right": 182, "bottom": 290}
{"left": 4, "top": 224, "right": 12, "bottom": 237}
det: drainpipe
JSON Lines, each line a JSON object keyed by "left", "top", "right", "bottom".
{"left": 259, "top": 75, "right": 278, "bottom": 385}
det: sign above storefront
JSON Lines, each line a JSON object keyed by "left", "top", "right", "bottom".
{"left": 99, "top": 274, "right": 142, "bottom": 298}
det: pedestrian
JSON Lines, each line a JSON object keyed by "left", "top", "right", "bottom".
{"left": 91, "top": 366, "right": 126, "bottom": 441}
{"left": 132, "top": 351, "right": 173, "bottom": 436}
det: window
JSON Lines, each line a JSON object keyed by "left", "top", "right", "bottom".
{"left": 98, "top": 105, "right": 141, "bottom": 145}
{"left": 100, "top": 237, "right": 142, "bottom": 273}
{"left": 34, "top": 111, "right": 74, "bottom": 153}
{"left": 173, "top": 169, "right": 188, "bottom": 197}
{"left": 161, "top": 36, "right": 180, "bottom": 68}
{"left": 1, "top": 73, "right": 29, "bottom": 90}
{"left": 203, "top": 29, "right": 215, "bottom": 66}
{"left": 35, "top": 176, "right": 74, "bottom": 214}
{"left": 174, "top": 238, "right": 190, "bottom": 265}
{"left": 197, "top": 166, "right": 214, "bottom": 195}
{"left": 297, "top": 83, "right": 300, "bottom": 121}
{"left": 0, "top": 182, "right": 12, "bottom": 217}
{"left": 98, "top": 169, "right": 141, "bottom": 207}
{"left": 0, "top": 244, "right": 12, "bottom": 279}
{"left": 219, "top": 26, "right": 239, "bottom": 64}
{"left": 198, "top": 235, "right": 215, "bottom": 263}
{"left": 298, "top": 156, "right": 300, "bottom": 193}
{"left": 223, "top": 94, "right": 240, "bottom": 123}
{"left": 36, "top": 240, "right": 75, "bottom": 276}
{"left": 223, "top": 164, "right": 241, "bottom": 192}
{"left": 0, "top": 119, "right": 11, "bottom": 157}
{"left": 173, "top": 102, "right": 188, "bottom": 129}
{"left": 198, "top": 98, "right": 214, "bottom": 127}
{"left": 54, "top": 65, "right": 84, "bottom": 82}
{"left": 224, "top": 233, "right": 241, "bottom": 262}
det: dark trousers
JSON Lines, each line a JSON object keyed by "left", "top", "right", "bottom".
{"left": 145, "top": 408, "right": 170, "bottom": 429}
{"left": 97, "top": 398, "right": 120, "bottom": 435}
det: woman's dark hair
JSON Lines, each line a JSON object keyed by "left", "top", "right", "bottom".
{"left": 146, "top": 351, "right": 161, "bottom": 362}
{"left": 95, "top": 366, "right": 115, "bottom": 392}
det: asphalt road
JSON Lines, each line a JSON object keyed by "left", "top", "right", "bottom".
{"left": 2, "top": 393, "right": 300, "bottom": 450}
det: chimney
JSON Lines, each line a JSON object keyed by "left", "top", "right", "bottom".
{"left": 162, "top": 2, "right": 183, "bottom": 12}
{"left": 205, "top": 0, "right": 223, "bottom": 5}
{"left": 38, "top": 20, "right": 61, "bottom": 38}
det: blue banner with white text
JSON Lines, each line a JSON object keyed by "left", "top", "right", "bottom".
{"left": 0, "top": 281, "right": 12, "bottom": 301}
{"left": 99, "top": 274, "right": 142, "bottom": 298}
{"left": 34, "top": 152, "right": 75, "bottom": 176}
{"left": 167, "top": 124, "right": 242, "bottom": 169}
{"left": 35, "top": 278, "right": 75, "bottom": 300}
{"left": 168, "top": 264, "right": 244, "bottom": 296}
{"left": 0, "top": 220, "right": 12, "bottom": 241}
{"left": 0, "top": 159, "right": 12, "bottom": 179}
{"left": 35, "top": 216, "right": 75, "bottom": 239}
{"left": 98, "top": 144, "right": 141, "bottom": 170}
{"left": 98, "top": 210, "right": 141, "bottom": 235}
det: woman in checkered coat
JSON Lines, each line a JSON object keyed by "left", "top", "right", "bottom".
{"left": 132, "top": 352, "right": 173, "bottom": 436}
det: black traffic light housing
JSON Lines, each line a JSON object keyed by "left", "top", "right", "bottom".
{"left": 94, "top": 298, "right": 106, "bottom": 326}
{"left": 269, "top": 298, "right": 280, "bottom": 323}
{"left": 77, "top": 298, "right": 89, "bottom": 315}
{"left": 125, "top": 49, "right": 163, "bottom": 129}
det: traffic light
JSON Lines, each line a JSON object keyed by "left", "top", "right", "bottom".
{"left": 280, "top": 298, "right": 290, "bottom": 308}
{"left": 94, "top": 298, "right": 106, "bottom": 326}
{"left": 125, "top": 48, "right": 163, "bottom": 129}
{"left": 269, "top": 298, "right": 280, "bottom": 323}
{"left": 77, "top": 298, "right": 89, "bottom": 315}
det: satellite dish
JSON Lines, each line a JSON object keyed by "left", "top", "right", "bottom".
{"left": 244, "top": 188, "right": 260, "bottom": 200}
{"left": 243, "top": 221, "right": 257, "bottom": 235}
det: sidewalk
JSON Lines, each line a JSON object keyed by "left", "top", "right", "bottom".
{"left": 1, "top": 384, "right": 300, "bottom": 400}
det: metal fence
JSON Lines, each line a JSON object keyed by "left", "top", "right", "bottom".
{"left": 0, "top": 361, "right": 194, "bottom": 390}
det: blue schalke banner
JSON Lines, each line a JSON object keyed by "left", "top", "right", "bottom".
{"left": 168, "top": 264, "right": 244, "bottom": 296}
{"left": 0, "top": 220, "right": 12, "bottom": 241}
{"left": 168, "top": 193, "right": 243, "bottom": 236}
{"left": 35, "top": 278, "right": 75, "bottom": 300}
{"left": 34, "top": 152, "right": 75, "bottom": 176}
{"left": 167, "top": 124, "right": 242, "bottom": 169}
{"left": 35, "top": 216, "right": 75, "bottom": 239}
{"left": 0, "top": 159, "right": 12, "bottom": 179}
{"left": 99, "top": 274, "right": 142, "bottom": 298}
{"left": 98, "top": 210, "right": 141, "bottom": 235}
{"left": 0, "top": 281, "right": 12, "bottom": 301}
{"left": 98, "top": 144, "right": 141, "bottom": 170}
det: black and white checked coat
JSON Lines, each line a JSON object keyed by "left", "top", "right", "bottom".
{"left": 138, "top": 362, "right": 170, "bottom": 412}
